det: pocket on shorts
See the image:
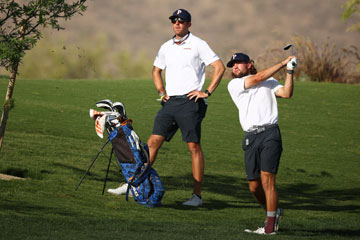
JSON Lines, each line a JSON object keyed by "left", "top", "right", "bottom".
{"left": 196, "top": 99, "right": 207, "bottom": 119}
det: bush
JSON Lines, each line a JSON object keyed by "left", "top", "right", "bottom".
{"left": 255, "top": 35, "right": 360, "bottom": 83}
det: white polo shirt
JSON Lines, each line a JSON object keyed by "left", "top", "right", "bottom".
{"left": 227, "top": 76, "right": 283, "bottom": 132}
{"left": 153, "top": 33, "right": 219, "bottom": 96}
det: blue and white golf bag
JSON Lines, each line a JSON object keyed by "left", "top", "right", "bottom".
{"left": 90, "top": 99, "right": 164, "bottom": 207}
{"left": 108, "top": 121, "right": 164, "bottom": 207}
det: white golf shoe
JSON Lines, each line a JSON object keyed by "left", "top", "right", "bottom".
{"left": 182, "top": 194, "right": 202, "bottom": 207}
{"left": 107, "top": 183, "right": 134, "bottom": 197}
{"left": 244, "top": 227, "right": 276, "bottom": 235}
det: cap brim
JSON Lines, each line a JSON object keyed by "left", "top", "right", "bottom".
{"left": 169, "top": 15, "right": 190, "bottom": 22}
{"left": 226, "top": 61, "right": 235, "bottom": 68}
{"left": 226, "top": 60, "right": 250, "bottom": 67}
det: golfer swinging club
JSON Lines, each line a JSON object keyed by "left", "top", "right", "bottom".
{"left": 227, "top": 53, "right": 297, "bottom": 234}
{"left": 148, "top": 9, "right": 224, "bottom": 207}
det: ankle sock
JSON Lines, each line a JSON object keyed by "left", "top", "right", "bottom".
{"left": 265, "top": 211, "right": 276, "bottom": 234}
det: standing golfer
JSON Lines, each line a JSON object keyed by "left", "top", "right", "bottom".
{"left": 147, "top": 8, "right": 225, "bottom": 207}
{"left": 227, "top": 53, "right": 297, "bottom": 234}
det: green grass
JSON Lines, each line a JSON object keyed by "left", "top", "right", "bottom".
{"left": 0, "top": 78, "right": 359, "bottom": 239}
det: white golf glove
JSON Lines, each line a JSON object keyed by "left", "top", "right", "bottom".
{"left": 286, "top": 57, "right": 298, "bottom": 70}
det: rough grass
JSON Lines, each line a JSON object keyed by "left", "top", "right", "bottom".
{"left": 0, "top": 78, "right": 359, "bottom": 239}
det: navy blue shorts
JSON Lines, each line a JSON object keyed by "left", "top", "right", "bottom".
{"left": 242, "top": 126, "right": 283, "bottom": 180}
{"left": 152, "top": 96, "right": 207, "bottom": 143}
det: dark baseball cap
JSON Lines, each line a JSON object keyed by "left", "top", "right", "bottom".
{"left": 226, "top": 53, "right": 250, "bottom": 67}
{"left": 169, "top": 9, "right": 191, "bottom": 22}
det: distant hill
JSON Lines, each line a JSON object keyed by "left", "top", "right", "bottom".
{"left": 53, "top": 0, "right": 358, "bottom": 59}
{"left": 4, "top": 0, "right": 359, "bottom": 79}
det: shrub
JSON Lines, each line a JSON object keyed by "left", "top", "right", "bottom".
{"left": 255, "top": 35, "right": 360, "bottom": 84}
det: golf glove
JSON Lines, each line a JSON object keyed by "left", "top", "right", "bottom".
{"left": 286, "top": 57, "right": 298, "bottom": 70}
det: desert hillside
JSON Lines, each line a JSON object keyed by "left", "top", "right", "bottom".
{"left": 3, "top": 0, "right": 359, "bottom": 79}
{"left": 53, "top": 0, "right": 358, "bottom": 58}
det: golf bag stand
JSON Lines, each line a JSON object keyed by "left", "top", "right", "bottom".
{"left": 74, "top": 138, "right": 113, "bottom": 193}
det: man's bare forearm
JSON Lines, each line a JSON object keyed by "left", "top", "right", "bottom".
{"left": 152, "top": 66, "right": 165, "bottom": 94}
{"left": 206, "top": 59, "right": 225, "bottom": 93}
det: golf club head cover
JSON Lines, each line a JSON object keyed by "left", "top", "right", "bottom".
{"left": 287, "top": 57, "right": 298, "bottom": 70}
{"left": 95, "top": 115, "right": 107, "bottom": 138}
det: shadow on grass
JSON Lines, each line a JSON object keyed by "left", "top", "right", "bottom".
{"left": 54, "top": 162, "right": 123, "bottom": 183}
{"left": 278, "top": 183, "right": 360, "bottom": 213}
{"left": 0, "top": 199, "right": 79, "bottom": 218}
{"left": 161, "top": 174, "right": 360, "bottom": 213}
{"left": 54, "top": 162, "right": 360, "bottom": 214}
{"left": 162, "top": 174, "right": 257, "bottom": 210}
{"left": 281, "top": 228, "right": 360, "bottom": 238}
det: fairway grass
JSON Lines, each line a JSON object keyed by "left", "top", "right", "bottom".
{"left": 0, "top": 78, "right": 359, "bottom": 239}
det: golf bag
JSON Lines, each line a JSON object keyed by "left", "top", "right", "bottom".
{"left": 90, "top": 99, "right": 164, "bottom": 207}
{"left": 109, "top": 121, "right": 164, "bottom": 207}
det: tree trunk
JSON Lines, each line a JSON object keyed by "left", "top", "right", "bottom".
{"left": 0, "top": 64, "right": 18, "bottom": 152}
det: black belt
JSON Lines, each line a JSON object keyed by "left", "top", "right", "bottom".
{"left": 171, "top": 95, "right": 188, "bottom": 99}
{"left": 245, "top": 124, "right": 278, "bottom": 136}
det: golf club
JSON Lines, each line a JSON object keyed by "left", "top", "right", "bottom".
{"left": 284, "top": 44, "right": 297, "bottom": 67}
{"left": 112, "top": 101, "right": 127, "bottom": 120}
{"left": 96, "top": 99, "right": 114, "bottom": 111}
{"left": 283, "top": 44, "right": 293, "bottom": 56}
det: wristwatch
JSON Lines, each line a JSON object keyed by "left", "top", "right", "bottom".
{"left": 204, "top": 90, "right": 211, "bottom": 97}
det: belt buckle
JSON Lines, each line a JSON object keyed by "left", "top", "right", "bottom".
{"left": 256, "top": 126, "right": 266, "bottom": 134}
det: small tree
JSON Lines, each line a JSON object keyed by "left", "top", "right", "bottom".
{"left": 0, "top": 0, "right": 87, "bottom": 151}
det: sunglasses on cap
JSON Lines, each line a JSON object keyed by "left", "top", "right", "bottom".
{"left": 171, "top": 17, "right": 185, "bottom": 24}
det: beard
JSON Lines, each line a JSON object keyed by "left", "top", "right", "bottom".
{"left": 231, "top": 71, "right": 248, "bottom": 78}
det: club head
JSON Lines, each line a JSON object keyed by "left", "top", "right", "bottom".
{"left": 283, "top": 44, "right": 293, "bottom": 51}
{"left": 96, "top": 99, "right": 113, "bottom": 111}
{"left": 112, "top": 101, "right": 127, "bottom": 120}
{"left": 105, "top": 114, "right": 121, "bottom": 131}
{"left": 284, "top": 44, "right": 294, "bottom": 55}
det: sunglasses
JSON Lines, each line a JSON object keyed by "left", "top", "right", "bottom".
{"left": 171, "top": 17, "right": 185, "bottom": 24}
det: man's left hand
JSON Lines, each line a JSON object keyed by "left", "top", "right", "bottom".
{"left": 286, "top": 57, "right": 298, "bottom": 70}
{"left": 187, "top": 90, "right": 208, "bottom": 102}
